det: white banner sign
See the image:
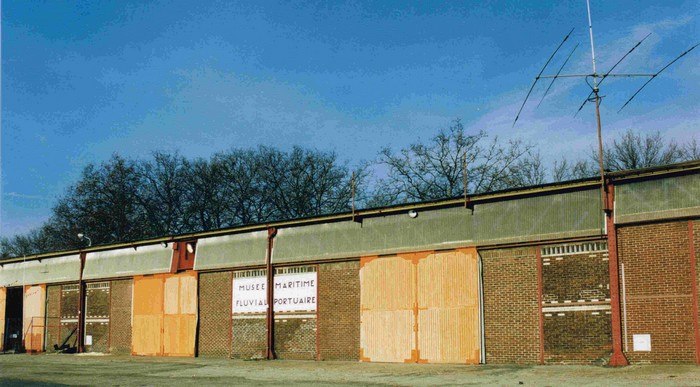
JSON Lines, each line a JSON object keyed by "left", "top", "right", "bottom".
{"left": 232, "top": 271, "right": 317, "bottom": 314}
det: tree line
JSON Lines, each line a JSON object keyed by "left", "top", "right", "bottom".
{"left": 2, "top": 122, "right": 698, "bottom": 258}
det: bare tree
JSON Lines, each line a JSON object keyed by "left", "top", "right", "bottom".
{"left": 371, "top": 120, "right": 536, "bottom": 204}
{"left": 505, "top": 151, "right": 548, "bottom": 187}
{"left": 258, "top": 146, "right": 362, "bottom": 219}
{"left": 602, "top": 129, "right": 683, "bottom": 171}
{"left": 551, "top": 158, "right": 597, "bottom": 182}
{"left": 682, "top": 138, "right": 700, "bottom": 161}
{"left": 137, "top": 152, "right": 189, "bottom": 236}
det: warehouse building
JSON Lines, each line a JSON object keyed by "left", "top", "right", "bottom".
{"left": 1, "top": 161, "right": 699, "bottom": 365}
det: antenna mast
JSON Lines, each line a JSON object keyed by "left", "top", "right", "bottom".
{"left": 513, "top": 1, "right": 697, "bottom": 208}
{"left": 586, "top": 0, "right": 607, "bottom": 197}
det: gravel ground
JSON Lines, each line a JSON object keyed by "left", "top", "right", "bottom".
{"left": 1, "top": 354, "right": 699, "bottom": 386}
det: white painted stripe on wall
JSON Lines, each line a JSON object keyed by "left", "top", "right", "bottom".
{"left": 542, "top": 304, "right": 611, "bottom": 313}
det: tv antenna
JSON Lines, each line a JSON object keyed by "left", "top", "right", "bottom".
{"left": 513, "top": 0, "right": 698, "bottom": 200}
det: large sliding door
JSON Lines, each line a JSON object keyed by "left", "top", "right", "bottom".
{"left": 360, "top": 255, "right": 415, "bottom": 362}
{"left": 360, "top": 248, "right": 481, "bottom": 364}
{"left": 23, "top": 285, "right": 45, "bottom": 352}
{"left": 132, "top": 272, "right": 197, "bottom": 356}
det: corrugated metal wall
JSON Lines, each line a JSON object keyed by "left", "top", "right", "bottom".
{"left": 274, "top": 188, "right": 602, "bottom": 264}
{"left": 616, "top": 174, "right": 700, "bottom": 224}
{"left": 194, "top": 231, "right": 268, "bottom": 270}
{"left": 0, "top": 255, "right": 80, "bottom": 288}
{"left": 83, "top": 244, "right": 172, "bottom": 280}
{"left": 23, "top": 285, "right": 45, "bottom": 352}
{"left": 360, "top": 248, "right": 480, "bottom": 364}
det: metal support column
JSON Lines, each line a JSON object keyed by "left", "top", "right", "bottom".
{"left": 265, "top": 227, "right": 277, "bottom": 360}
{"left": 605, "top": 182, "right": 629, "bottom": 366}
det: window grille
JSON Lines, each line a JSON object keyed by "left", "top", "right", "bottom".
{"left": 541, "top": 241, "right": 607, "bottom": 257}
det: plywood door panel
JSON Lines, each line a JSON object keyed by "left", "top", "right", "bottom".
{"left": 163, "top": 314, "right": 197, "bottom": 356}
{"left": 133, "top": 315, "right": 162, "bottom": 356}
{"left": 133, "top": 276, "right": 164, "bottom": 315}
{"left": 360, "top": 255, "right": 415, "bottom": 362}
{"left": 23, "top": 285, "right": 46, "bottom": 352}
{"left": 132, "top": 275, "right": 164, "bottom": 355}
{"left": 417, "top": 248, "right": 480, "bottom": 364}
{"left": 163, "top": 272, "right": 197, "bottom": 357}
{"left": 163, "top": 276, "right": 180, "bottom": 315}
{"left": 0, "top": 287, "right": 5, "bottom": 351}
{"left": 361, "top": 310, "right": 414, "bottom": 362}
{"left": 178, "top": 274, "right": 198, "bottom": 315}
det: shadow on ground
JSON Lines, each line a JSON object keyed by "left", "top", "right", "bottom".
{"left": 0, "top": 354, "right": 698, "bottom": 386}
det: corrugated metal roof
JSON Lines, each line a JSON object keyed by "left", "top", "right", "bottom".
{"left": 3, "top": 159, "right": 699, "bottom": 264}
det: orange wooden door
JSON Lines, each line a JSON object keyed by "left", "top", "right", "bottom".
{"left": 360, "top": 248, "right": 481, "bottom": 364}
{"left": 132, "top": 272, "right": 197, "bottom": 357}
{"left": 132, "top": 275, "right": 165, "bottom": 356}
{"left": 163, "top": 272, "right": 197, "bottom": 357}
{"left": 0, "top": 287, "right": 5, "bottom": 351}
{"left": 417, "top": 248, "right": 480, "bottom": 364}
{"left": 23, "top": 285, "right": 46, "bottom": 352}
{"left": 360, "top": 255, "right": 415, "bottom": 363}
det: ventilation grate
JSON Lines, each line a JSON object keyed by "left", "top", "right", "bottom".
{"left": 541, "top": 241, "right": 607, "bottom": 257}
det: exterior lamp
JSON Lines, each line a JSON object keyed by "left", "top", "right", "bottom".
{"left": 77, "top": 233, "right": 92, "bottom": 247}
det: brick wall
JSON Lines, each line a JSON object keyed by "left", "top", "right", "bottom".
{"left": 481, "top": 247, "right": 540, "bottom": 364}
{"left": 618, "top": 221, "right": 696, "bottom": 363}
{"left": 274, "top": 317, "right": 316, "bottom": 359}
{"left": 59, "top": 284, "right": 79, "bottom": 349}
{"left": 696, "top": 220, "right": 700, "bottom": 363}
{"left": 198, "top": 271, "right": 232, "bottom": 358}
{"left": 45, "top": 285, "right": 61, "bottom": 350}
{"left": 230, "top": 268, "right": 267, "bottom": 359}
{"left": 541, "top": 248, "right": 611, "bottom": 364}
{"left": 85, "top": 282, "right": 110, "bottom": 353}
{"left": 317, "top": 260, "right": 360, "bottom": 361}
{"left": 544, "top": 312, "right": 611, "bottom": 364}
{"left": 231, "top": 317, "right": 266, "bottom": 359}
{"left": 109, "top": 279, "right": 132, "bottom": 355}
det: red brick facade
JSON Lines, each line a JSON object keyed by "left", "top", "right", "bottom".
{"left": 59, "top": 283, "right": 80, "bottom": 350}
{"left": 541, "top": 247, "right": 612, "bottom": 364}
{"left": 45, "top": 285, "right": 61, "bottom": 350}
{"left": 231, "top": 317, "right": 267, "bottom": 359}
{"left": 695, "top": 220, "right": 700, "bottom": 364}
{"left": 198, "top": 271, "right": 232, "bottom": 358}
{"left": 84, "top": 282, "right": 110, "bottom": 353}
{"left": 618, "top": 221, "right": 697, "bottom": 363}
{"left": 481, "top": 247, "right": 541, "bottom": 364}
{"left": 317, "top": 261, "right": 360, "bottom": 361}
{"left": 18, "top": 218, "right": 700, "bottom": 364}
{"left": 274, "top": 318, "right": 316, "bottom": 359}
{"left": 109, "top": 279, "right": 132, "bottom": 355}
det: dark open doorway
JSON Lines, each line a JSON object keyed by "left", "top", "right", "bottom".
{"left": 3, "top": 287, "right": 24, "bottom": 352}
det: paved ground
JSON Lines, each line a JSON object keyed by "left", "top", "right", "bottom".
{"left": 1, "top": 354, "right": 700, "bottom": 386}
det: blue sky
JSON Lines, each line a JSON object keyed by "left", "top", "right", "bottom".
{"left": 2, "top": 0, "right": 698, "bottom": 237}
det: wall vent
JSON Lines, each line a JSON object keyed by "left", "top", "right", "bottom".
{"left": 541, "top": 241, "right": 607, "bottom": 257}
